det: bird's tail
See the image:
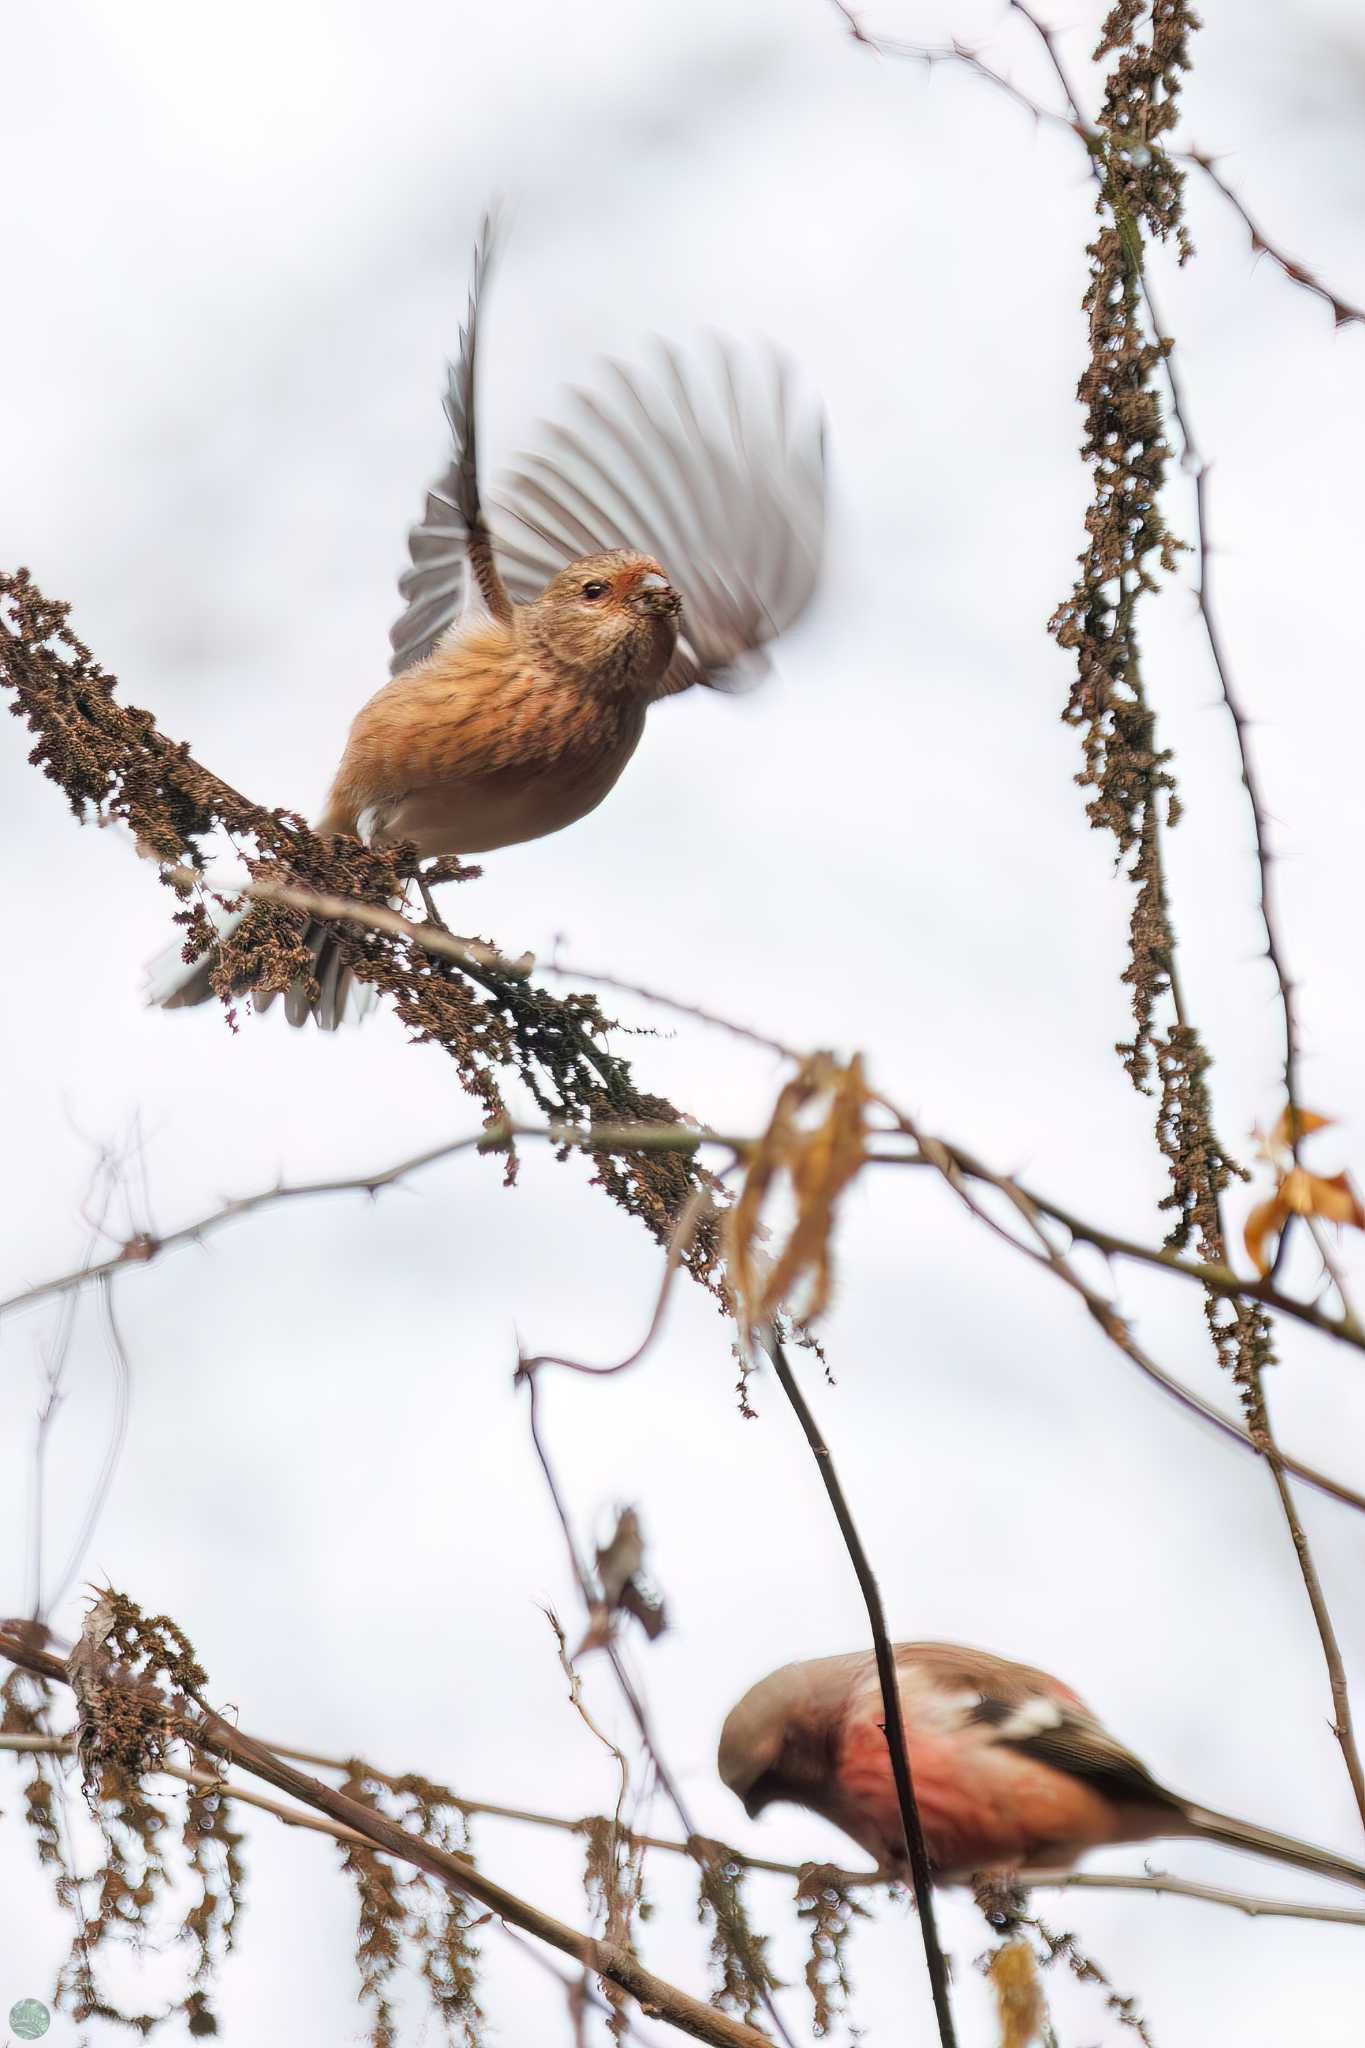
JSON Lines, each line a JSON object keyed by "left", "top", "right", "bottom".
{"left": 1178, "top": 1799, "right": 1365, "bottom": 1890}
{"left": 144, "top": 907, "right": 374, "bottom": 1031}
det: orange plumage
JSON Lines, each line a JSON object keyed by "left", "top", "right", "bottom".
{"left": 315, "top": 553, "right": 677, "bottom": 859}
{"left": 719, "top": 1641, "right": 1365, "bottom": 1888}
{"left": 149, "top": 218, "right": 824, "bottom": 1028}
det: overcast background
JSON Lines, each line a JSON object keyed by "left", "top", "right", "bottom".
{"left": 4, "top": 0, "right": 1365, "bottom": 2041}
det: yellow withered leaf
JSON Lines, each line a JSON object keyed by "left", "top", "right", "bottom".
{"left": 1244, "top": 1108, "right": 1365, "bottom": 1276}
{"left": 726, "top": 1052, "right": 869, "bottom": 1340}
{"left": 1269, "top": 1105, "right": 1333, "bottom": 1152}
{"left": 987, "top": 1940, "right": 1044, "bottom": 2048}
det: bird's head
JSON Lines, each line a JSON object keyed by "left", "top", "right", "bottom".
{"left": 523, "top": 549, "right": 682, "bottom": 692}
{"left": 718, "top": 1655, "right": 865, "bottom": 1824}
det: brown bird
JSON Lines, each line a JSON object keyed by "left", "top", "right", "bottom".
{"left": 149, "top": 220, "right": 824, "bottom": 1027}
{"left": 718, "top": 1642, "right": 1365, "bottom": 1889}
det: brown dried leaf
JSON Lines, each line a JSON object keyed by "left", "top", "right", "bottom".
{"left": 1244, "top": 1107, "right": 1365, "bottom": 1274}
{"left": 988, "top": 1939, "right": 1045, "bottom": 2048}
{"left": 1269, "top": 1105, "right": 1333, "bottom": 1153}
{"left": 726, "top": 1053, "right": 869, "bottom": 1339}
{"left": 575, "top": 1508, "right": 667, "bottom": 1656}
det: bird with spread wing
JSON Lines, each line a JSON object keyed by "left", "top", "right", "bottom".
{"left": 150, "top": 218, "right": 825, "bottom": 1028}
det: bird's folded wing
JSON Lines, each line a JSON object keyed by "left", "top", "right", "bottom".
{"left": 867, "top": 1643, "right": 1177, "bottom": 1811}
{"left": 390, "top": 240, "right": 825, "bottom": 690}
{"left": 962, "top": 1690, "right": 1174, "bottom": 1808}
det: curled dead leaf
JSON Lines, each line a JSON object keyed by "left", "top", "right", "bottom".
{"left": 987, "top": 1939, "right": 1044, "bottom": 2048}
{"left": 575, "top": 1507, "right": 667, "bottom": 1656}
{"left": 1244, "top": 1106, "right": 1365, "bottom": 1275}
{"left": 726, "top": 1052, "right": 869, "bottom": 1340}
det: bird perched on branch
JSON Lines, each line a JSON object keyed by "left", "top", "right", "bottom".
{"left": 149, "top": 218, "right": 825, "bottom": 1028}
{"left": 718, "top": 1642, "right": 1365, "bottom": 1889}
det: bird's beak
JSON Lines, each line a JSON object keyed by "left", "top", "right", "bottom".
{"left": 631, "top": 571, "right": 682, "bottom": 619}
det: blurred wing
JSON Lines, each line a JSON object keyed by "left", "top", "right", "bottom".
{"left": 390, "top": 215, "right": 510, "bottom": 677}
{"left": 492, "top": 340, "right": 826, "bottom": 693}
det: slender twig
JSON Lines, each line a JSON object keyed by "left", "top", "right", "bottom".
{"left": 1187, "top": 149, "right": 1365, "bottom": 329}
{"left": 518, "top": 1187, "right": 717, "bottom": 1379}
{"left": 0, "top": 1624, "right": 769, "bottom": 2048}
{"left": 0, "top": 1129, "right": 499, "bottom": 1319}
{"left": 0, "top": 1123, "right": 725, "bottom": 1326}
{"left": 1014, "top": 1866, "right": 1365, "bottom": 1925}
{"left": 875, "top": 1115, "right": 1365, "bottom": 1515}
{"left": 545, "top": 949, "right": 800, "bottom": 1063}
{"left": 9, "top": 1122, "right": 1365, "bottom": 1356}
{"left": 1264, "top": 1460, "right": 1365, "bottom": 1834}
{"left": 163, "top": 862, "right": 534, "bottom": 979}
{"left": 759, "top": 1330, "right": 957, "bottom": 2048}
{"left": 519, "top": 1369, "right": 800, "bottom": 2048}
{"left": 1304, "top": 1214, "right": 1364, "bottom": 1333}
{"left": 828, "top": 0, "right": 1365, "bottom": 330}
{"left": 40, "top": 1276, "right": 133, "bottom": 1616}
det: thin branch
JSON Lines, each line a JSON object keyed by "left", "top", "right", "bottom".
{"left": 0, "top": 1130, "right": 498, "bottom": 1320}
{"left": 937, "top": 1147, "right": 1365, "bottom": 1351}
{"left": 829, "top": 0, "right": 1086, "bottom": 138}
{"left": 10, "top": 1121, "right": 1365, "bottom": 1357}
{"left": 1015, "top": 1865, "right": 1365, "bottom": 1925}
{"left": 165, "top": 861, "right": 534, "bottom": 980}
{"left": 828, "top": 0, "right": 1365, "bottom": 330}
{"left": 41, "top": 1276, "right": 133, "bottom": 1615}
{"left": 1188, "top": 149, "right": 1365, "bottom": 329}
{"left": 0, "top": 1122, "right": 723, "bottom": 1326}
{"left": 1264, "top": 1459, "right": 1365, "bottom": 1833}
{"left": 0, "top": 1624, "right": 770, "bottom": 2048}
{"left": 871, "top": 1114, "right": 1365, "bottom": 1517}
{"left": 518, "top": 1187, "right": 716, "bottom": 1379}
{"left": 545, "top": 950, "right": 800, "bottom": 1063}
{"left": 759, "top": 1330, "right": 958, "bottom": 2048}
{"left": 519, "top": 1368, "right": 800, "bottom": 2048}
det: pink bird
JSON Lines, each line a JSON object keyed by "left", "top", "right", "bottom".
{"left": 718, "top": 1642, "right": 1365, "bottom": 1887}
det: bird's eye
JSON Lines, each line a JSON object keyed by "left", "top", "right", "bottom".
{"left": 581, "top": 580, "right": 609, "bottom": 601}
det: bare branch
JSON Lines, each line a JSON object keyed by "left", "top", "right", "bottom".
{"left": 760, "top": 1330, "right": 958, "bottom": 2048}
{"left": 828, "top": 0, "right": 1365, "bottom": 330}
{"left": 518, "top": 1367, "right": 798, "bottom": 2048}
{"left": 1188, "top": 149, "right": 1365, "bottom": 329}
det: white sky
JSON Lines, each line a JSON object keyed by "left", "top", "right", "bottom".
{"left": 4, "top": 1, "right": 1365, "bottom": 2042}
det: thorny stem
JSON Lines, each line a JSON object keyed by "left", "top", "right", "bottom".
{"left": 828, "top": 0, "right": 1365, "bottom": 328}
{"left": 1014, "top": 0, "right": 1365, "bottom": 1849}
{"left": 1264, "top": 1462, "right": 1365, "bottom": 1832}
{"left": 759, "top": 1331, "right": 958, "bottom": 2048}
